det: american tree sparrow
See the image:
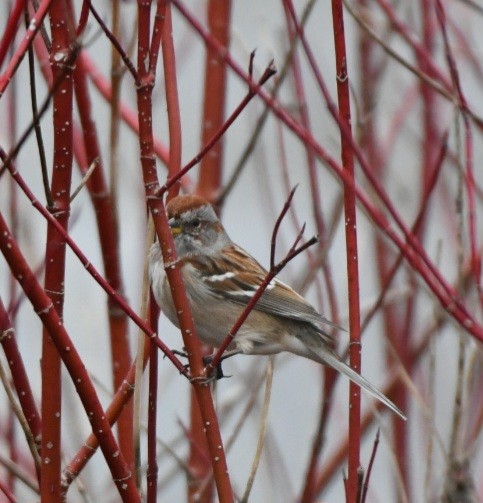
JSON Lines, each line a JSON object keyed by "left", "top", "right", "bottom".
{"left": 149, "top": 195, "right": 405, "bottom": 420}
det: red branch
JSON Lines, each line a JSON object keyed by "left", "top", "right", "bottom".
{"left": 0, "top": 149, "right": 186, "bottom": 372}
{"left": 135, "top": 0, "right": 234, "bottom": 500}
{"left": 0, "top": 213, "right": 140, "bottom": 502}
{"left": 40, "top": 4, "right": 75, "bottom": 499}
{"left": 207, "top": 197, "right": 318, "bottom": 372}
{"left": 0, "top": 0, "right": 53, "bottom": 96}
{"left": 197, "top": 0, "right": 232, "bottom": 202}
{"left": 0, "top": 297, "right": 41, "bottom": 473}
{"left": 328, "top": 1, "right": 362, "bottom": 501}
{"left": 0, "top": 0, "right": 26, "bottom": 67}
{"left": 74, "top": 52, "right": 134, "bottom": 473}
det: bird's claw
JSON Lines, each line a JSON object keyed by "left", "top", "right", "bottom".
{"left": 188, "top": 356, "right": 231, "bottom": 384}
{"left": 203, "top": 355, "right": 231, "bottom": 381}
{"left": 172, "top": 348, "right": 189, "bottom": 359}
{"left": 172, "top": 349, "right": 231, "bottom": 382}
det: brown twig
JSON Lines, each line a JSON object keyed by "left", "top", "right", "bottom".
{"left": 360, "top": 428, "right": 380, "bottom": 503}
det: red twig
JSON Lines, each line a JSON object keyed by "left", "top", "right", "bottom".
{"left": 361, "top": 133, "right": 449, "bottom": 333}
{"left": 63, "top": 344, "right": 151, "bottom": 485}
{"left": 0, "top": 0, "right": 26, "bottom": 68}
{"left": 328, "top": 1, "right": 362, "bottom": 500}
{"left": 0, "top": 0, "right": 53, "bottom": 96}
{"left": 74, "top": 52, "right": 134, "bottom": 473}
{"left": 0, "top": 475, "right": 17, "bottom": 503}
{"left": 40, "top": 5, "right": 75, "bottom": 499}
{"left": 88, "top": 1, "right": 139, "bottom": 83}
{"left": 0, "top": 297, "right": 41, "bottom": 471}
{"left": 191, "top": 2, "right": 232, "bottom": 498}
{"left": 270, "top": 185, "right": 298, "bottom": 268}
{"left": 159, "top": 60, "right": 276, "bottom": 196}
{"left": 80, "top": 52, "right": 172, "bottom": 169}
{"left": 161, "top": 3, "right": 181, "bottom": 201}
{"left": 197, "top": 0, "right": 232, "bottom": 202}
{"left": 76, "top": 0, "right": 89, "bottom": 37}
{"left": 135, "top": 0, "right": 233, "bottom": 499}
{"left": 435, "top": 0, "right": 480, "bottom": 305}
{"left": 146, "top": 293, "right": 159, "bottom": 503}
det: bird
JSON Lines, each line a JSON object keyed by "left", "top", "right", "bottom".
{"left": 149, "top": 194, "right": 405, "bottom": 420}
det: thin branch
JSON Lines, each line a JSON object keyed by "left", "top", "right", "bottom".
{"left": 360, "top": 429, "right": 380, "bottom": 503}
{"left": 0, "top": 357, "right": 41, "bottom": 473}
{"left": 172, "top": 0, "right": 483, "bottom": 342}
{"left": 240, "top": 358, "right": 274, "bottom": 503}
{"left": 0, "top": 211, "right": 141, "bottom": 502}
{"left": 0, "top": 46, "right": 81, "bottom": 180}
{"left": 88, "top": 1, "right": 139, "bottom": 84}
{"left": 0, "top": 0, "right": 54, "bottom": 97}
{"left": 69, "top": 157, "right": 98, "bottom": 201}
{"left": 270, "top": 185, "right": 298, "bottom": 268}
{"left": 24, "top": 8, "right": 52, "bottom": 207}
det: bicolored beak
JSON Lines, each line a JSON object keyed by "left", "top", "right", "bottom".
{"left": 170, "top": 226, "right": 182, "bottom": 236}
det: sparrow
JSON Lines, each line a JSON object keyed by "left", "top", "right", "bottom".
{"left": 149, "top": 194, "right": 405, "bottom": 420}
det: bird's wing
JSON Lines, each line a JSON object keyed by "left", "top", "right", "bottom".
{"left": 185, "top": 245, "right": 341, "bottom": 333}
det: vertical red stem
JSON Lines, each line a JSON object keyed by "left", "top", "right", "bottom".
{"left": 74, "top": 53, "right": 134, "bottom": 472}
{"left": 331, "top": 1, "right": 360, "bottom": 501}
{"left": 146, "top": 294, "right": 159, "bottom": 503}
{"left": 190, "top": 2, "right": 231, "bottom": 500}
{"left": 197, "top": 0, "right": 232, "bottom": 203}
{"left": 136, "top": 1, "right": 234, "bottom": 501}
{"left": 41, "top": 3, "right": 74, "bottom": 501}
{"left": 0, "top": 298, "right": 42, "bottom": 453}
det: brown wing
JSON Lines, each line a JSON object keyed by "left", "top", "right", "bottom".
{"left": 185, "top": 245, "right": 342, "bottom": 335}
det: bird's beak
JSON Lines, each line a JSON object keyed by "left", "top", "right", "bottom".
{"left": 170, "top": 226, "right": 182, "bottom": 236}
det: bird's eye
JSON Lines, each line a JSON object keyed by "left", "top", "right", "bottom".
{"left": 191, "top": 218, "right": 201, "bottom": 228}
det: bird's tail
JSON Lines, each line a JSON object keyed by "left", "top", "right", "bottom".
{"left": 311, "top": 349, "right": 406, "bottom": 421}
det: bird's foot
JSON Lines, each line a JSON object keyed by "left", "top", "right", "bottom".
{"left": 171, "top": 348, "right": 188, "bottom": 359}
{"left": 172, "top": 350, "right": 230, "bottom": 383}
{"left": 189, "top": 355, "right": 232, "bottom": 384}
{"left": 203, "top": 354, "right": 231, "bottom": 381}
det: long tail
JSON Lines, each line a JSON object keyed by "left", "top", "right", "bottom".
{"left": 311, "top": 349, "right": 406, "bottom": 421}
